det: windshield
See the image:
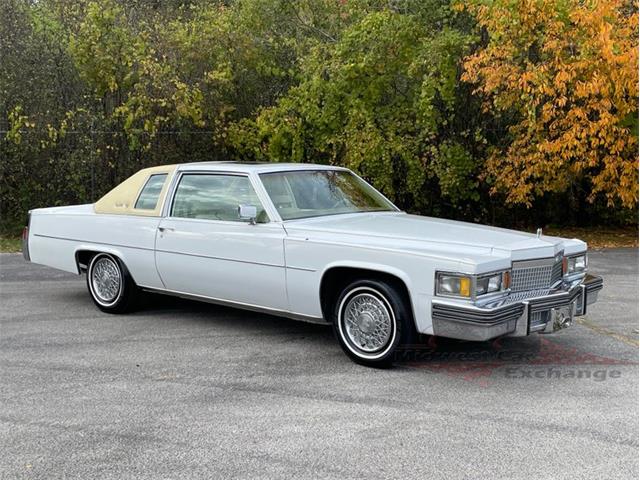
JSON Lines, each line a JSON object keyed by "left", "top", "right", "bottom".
{"left": 260, "top": 170, "right": 397, "bottom": 220}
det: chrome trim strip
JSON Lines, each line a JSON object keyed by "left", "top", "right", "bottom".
{"left": 155, "top": 249, "right": 283, "bottom": 269}
{"left": 286, "top": 265, "right": 316, "bottom": 272}
{"left": 528, "top": 292, "right": 580, "bottom": 313}
{"left": 584, "top": 275, "right": 603, "bottom": 292}
{"left": 139, "top": 285, "right": 327, "bottom": 324}
{"left": 33, "top": 234, "right": 156, "bottom": 252}
{"left": 432, "top": 301, "right": 524, "bottom": 325}
{"left": 579, "top": 284, "right": 588, "bottom": 316}
{"left": 33, "top": 233, "right": 317, "bottom": 272}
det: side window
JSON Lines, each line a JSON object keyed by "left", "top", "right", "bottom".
{"left": 171, "top": 174, "right": 267, "bottom": 222}
{"left": 135, "top": 174, "right": 167, "bottom": 210}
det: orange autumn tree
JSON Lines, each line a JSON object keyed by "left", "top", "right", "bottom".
{"left": 460, "top": 0, "right": 638, "bottom": 208}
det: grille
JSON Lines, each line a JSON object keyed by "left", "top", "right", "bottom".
{"left": 529, "top": 311, "right": 550, "bottom": 331}
{"left": 551, "top": 259, "right": 563, "bottom": 285}
{"left": 508, "top": 289, "right": 553, "bottom": 302}
{"left": 511, "top": 257, "right": 563, "bottom": 293}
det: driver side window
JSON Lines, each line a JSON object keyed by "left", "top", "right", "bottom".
{"left": 171, "top": 174, "right": 267, "bottom": 222}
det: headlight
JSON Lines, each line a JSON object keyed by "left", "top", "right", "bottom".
{"left": 564, "top": 253, "right": 587, "bottom": 275}
{"left": 476, "top": 272, "right": 504, "bottom": 296}
{"left": 436, "top": 273, "right": 471, "bottom": 298}
{"left": 436, "top": 271, "right": 510, "bottom": 299}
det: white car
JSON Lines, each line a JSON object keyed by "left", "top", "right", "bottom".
{"left": 22, "top": 162, "right": 603, "bottom": 366}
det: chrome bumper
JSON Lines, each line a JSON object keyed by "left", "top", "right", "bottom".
{"left": 431, "top": 274, "right": 603, "bottom": 341}
{"left": 22, "top": 227, "right": 30, "bottom": 262}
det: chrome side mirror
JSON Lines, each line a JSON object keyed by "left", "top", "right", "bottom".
{"left": 238, "top": 204, "right": 258, "bottom": 225}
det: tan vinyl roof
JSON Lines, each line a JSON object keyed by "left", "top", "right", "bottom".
{"left": 94, "top": 164, "right": 177, "bottom": 216}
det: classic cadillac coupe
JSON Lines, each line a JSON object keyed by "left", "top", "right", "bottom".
{"left": 22, "top": 162, "right": 603, "bottom": 366}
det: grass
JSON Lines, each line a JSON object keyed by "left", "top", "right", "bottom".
{"left": 0, "top": 236, "right": 22, "bottom": 253}
{"left": 0, "top": 227, "right": 636, "bottom": 253}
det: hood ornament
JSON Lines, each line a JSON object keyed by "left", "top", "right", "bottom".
{"left": 536, "top": 228, "right": 542, "bottom": 238}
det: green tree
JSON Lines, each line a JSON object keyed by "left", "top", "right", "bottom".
{"left": 229, "top": 4, "right": 482, "bottom": 211}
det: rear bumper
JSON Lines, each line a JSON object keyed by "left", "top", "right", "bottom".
{"left": 431, "top": 274, "right": 603, "bottom": 341}
{"left": 22, "top": 226, "right": 30, "bottom": 262}
{"left": 22, "top": 212, "right": 31, "bottom": 262}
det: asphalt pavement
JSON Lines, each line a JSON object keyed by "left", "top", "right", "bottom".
{"left": 0, "top": 249, "right": 638, "bottom": 479}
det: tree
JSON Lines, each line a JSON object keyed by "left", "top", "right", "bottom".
{"left": 460, "top": 0, "right": 638, "bottom": 208}
{"left": 1, "top": 0, "right": 636, "bottom": 234}
{"left": 229, "top": 3, "right": 482, "bottom": 211}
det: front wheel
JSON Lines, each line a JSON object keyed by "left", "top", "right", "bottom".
{"left": 333, "top": 279, "right": 414, "bottom": 367}
{"left": 87, "top": 253, "right": 137, "bottom": 313}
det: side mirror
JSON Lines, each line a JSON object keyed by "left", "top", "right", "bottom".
{"left": 238, "top": 204, "right": 258, "bottom": 225}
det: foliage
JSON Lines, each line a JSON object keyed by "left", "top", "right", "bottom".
{"left": 0, "top": 0, "right": 637, "bottom": 234}
{"left": 460, "top": 0, "right": 639, "bottom": 208}
{"left": 229, "top": 4, "right": 482, "bottom": 210}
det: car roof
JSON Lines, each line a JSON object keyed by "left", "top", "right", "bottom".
{"left": 176, "top": 161, "right": 348, "bottom": 174}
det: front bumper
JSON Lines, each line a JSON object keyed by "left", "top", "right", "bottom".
{"left": 431, "top": 274, "right": 603, "bottom": 341}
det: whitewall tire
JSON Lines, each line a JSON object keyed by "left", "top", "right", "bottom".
{"left": 86, "top": 253, "right": 137, "bottom": 313}
{"left": 332, "top": 279, "right": 414, "bottom": 367}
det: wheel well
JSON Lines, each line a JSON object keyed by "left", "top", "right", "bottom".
{"left": 76, "top": 250, "right": 137, "bottom": 285}
{"left": 75, "top": 250, "right": 98, "bottom": 273}
{"left": 75, "top": 250, "right": 122, "bottom": 274}
{"left": 319, "top": 267, "right": 414, "bottom": 322}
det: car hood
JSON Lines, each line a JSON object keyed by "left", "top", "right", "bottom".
{"left": 284, "top": 212, "right": 584, "bottom": 267}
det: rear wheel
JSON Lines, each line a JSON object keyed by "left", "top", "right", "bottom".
{"left": 86, "top": 253, "right": 137, "bottom": 313}
{"left": 333, "top": 279, "right": 414, "bottom": 367}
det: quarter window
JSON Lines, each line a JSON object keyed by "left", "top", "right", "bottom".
{"left": 171, "top": 174, "right": 267, "bottom": 222}
{"left": 135, "top": 174, "right": 167, "bottom": 210}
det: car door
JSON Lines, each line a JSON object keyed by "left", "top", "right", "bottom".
{"left": 154, "top": 171, "right": 288, "bottom": 311}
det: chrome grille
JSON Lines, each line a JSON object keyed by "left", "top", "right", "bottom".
{"left": 511, "top": 256, "right": 563, "bottom": 292}
{"left": 529, "top": 311, "right": 550, "bottom": 331}
{"left": 508, "top": 289, "right": 553, "bottom": 302}
{"left": 551, "top": 259, "right": 563, "bottom": 285}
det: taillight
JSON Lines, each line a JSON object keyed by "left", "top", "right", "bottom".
{"left": 22, "top": 226, "right": 29, "bottom": 240}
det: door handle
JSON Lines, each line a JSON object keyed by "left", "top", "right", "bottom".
{"left": 158, "top": 227, "right": 175, "bottom": 233}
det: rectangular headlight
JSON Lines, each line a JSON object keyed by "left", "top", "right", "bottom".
{"left": 476, "top": 273, "right": 503, "bottom": 296}
{"left": 436, "top": 273, "right": 471, "bottom": 298}
{"left": 564, "top": 253, "right": 587, "bottom": 275}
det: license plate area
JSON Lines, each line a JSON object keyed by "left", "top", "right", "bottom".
{"left": 541, "top": 301, "right": 576, "bottom": 333}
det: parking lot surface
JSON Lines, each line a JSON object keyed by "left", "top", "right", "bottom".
{"left": 0, "top": 249, "right": 638, "bottom": 479}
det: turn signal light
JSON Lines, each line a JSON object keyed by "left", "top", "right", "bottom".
{"left": 503, "top": 271, "right": 511, "bottom": 289}
{"left": 459, "top": 277, "right": 471, "bottom": 297}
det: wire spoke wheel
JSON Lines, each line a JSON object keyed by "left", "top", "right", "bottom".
{"left": 342, "top": 292, "right": 393, "bottom": 353}
{"left": 90, "top": 256, "right": 122, "bottom": 305}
